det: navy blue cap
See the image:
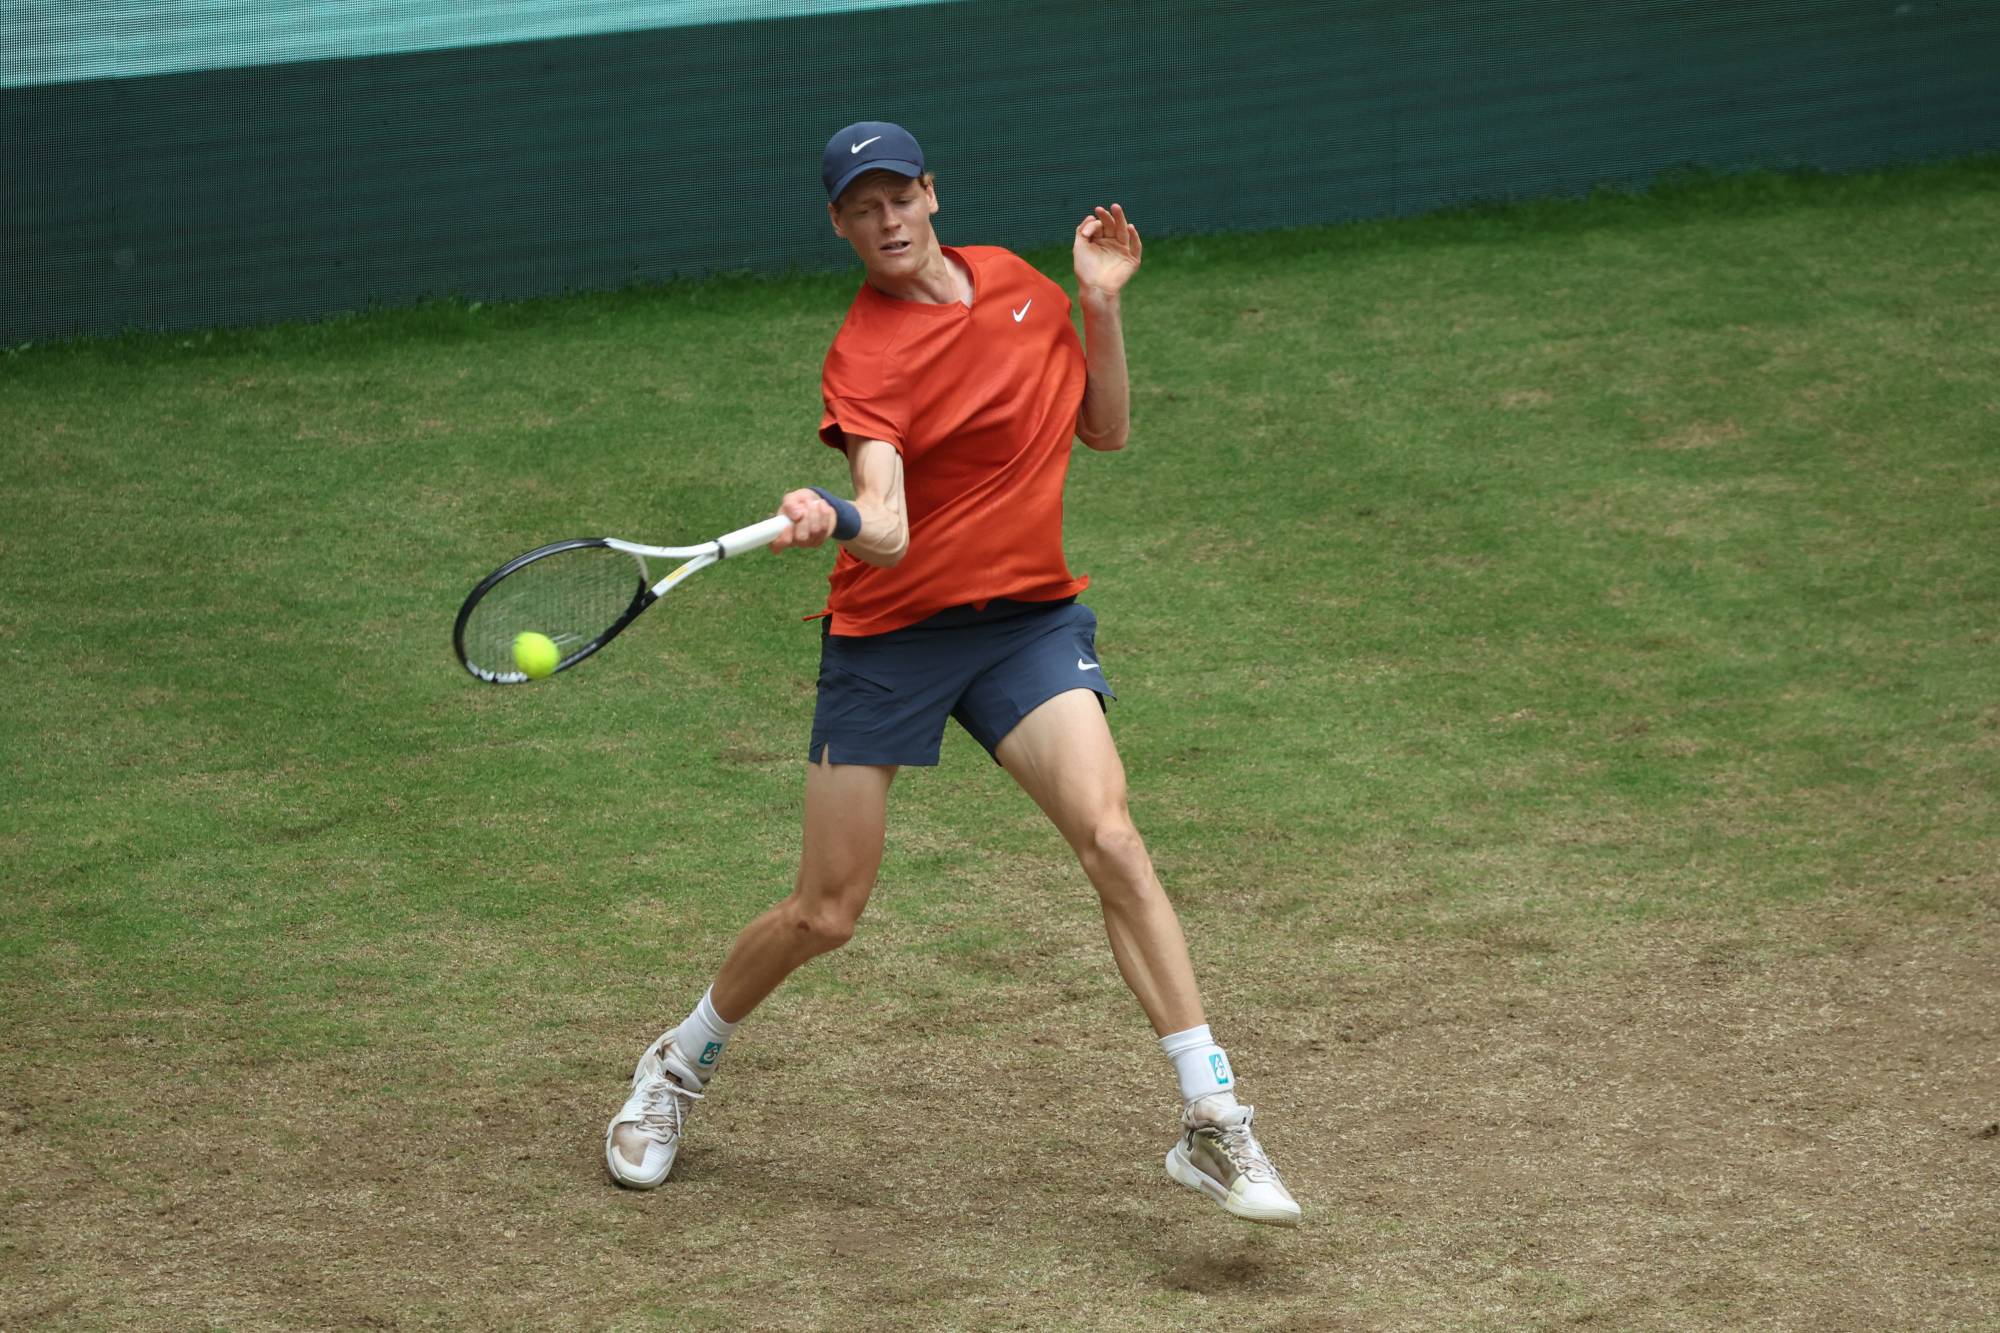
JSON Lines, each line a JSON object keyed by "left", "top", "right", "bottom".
{"left": 822, "top": 121, "right": 924, "bottom": 202}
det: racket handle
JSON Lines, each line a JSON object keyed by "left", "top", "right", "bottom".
{"left": 716, "top": 514, "right": 793, "bottom": 559}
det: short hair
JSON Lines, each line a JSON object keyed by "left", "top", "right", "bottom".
{"left": 835, "top": 169, "right": 934, "bottom": 209}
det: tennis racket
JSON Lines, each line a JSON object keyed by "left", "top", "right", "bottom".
{"left": 453, "top": 514, "right": 792, "bottom": 684}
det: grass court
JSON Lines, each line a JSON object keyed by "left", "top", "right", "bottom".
{"left": 2, "top": 158, "right": 1996, "bottom": 1329}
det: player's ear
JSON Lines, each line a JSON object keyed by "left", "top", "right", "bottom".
{"left": 924, "top": 175, "right": 939, "bottom": 217}
{"left": 827, "top": 200, "right": 846, "bottom": 238}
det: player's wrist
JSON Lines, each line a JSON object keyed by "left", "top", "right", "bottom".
{"left": 807, "top": 486, "right": 864, "bottom": 541}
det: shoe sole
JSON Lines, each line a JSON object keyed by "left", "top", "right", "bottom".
{"left": 1165, "top": 1145, "right": 1302, "bottom": 1227}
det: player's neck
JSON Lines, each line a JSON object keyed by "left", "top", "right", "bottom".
{"left": 867, "top": 244, "right": 971, "bottom": 308}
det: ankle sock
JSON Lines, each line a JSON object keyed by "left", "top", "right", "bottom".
{"left": 1160, "top": 1023, "right": 1239, "bottom": 1106}
{"left": 674, "top": 987, "right": 737, "bottom": 1084}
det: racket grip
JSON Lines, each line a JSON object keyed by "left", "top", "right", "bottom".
{"left": 716, "top": 514, "right": 793, "bottom": 559}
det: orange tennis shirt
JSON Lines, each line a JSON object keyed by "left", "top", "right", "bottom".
{"left": 817, "top": 245, "right": 1089, "bottom": 636}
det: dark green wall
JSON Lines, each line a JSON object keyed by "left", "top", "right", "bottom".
{"left": 5, "top": 1, "right": 1996, "bottom": 341}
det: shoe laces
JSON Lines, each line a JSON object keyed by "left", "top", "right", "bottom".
{"left": 631, "top": 1071, "right": 702, "bottom": 1145}
{"left": 1204, "top": 1108, "right": 1277, "bottom": 1183}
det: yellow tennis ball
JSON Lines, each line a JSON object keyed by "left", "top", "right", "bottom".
{"left": 513, "top": 631, "right": 560, "bottom": 680}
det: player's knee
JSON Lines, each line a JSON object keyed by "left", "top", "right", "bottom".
{"left": 786, "top": 893, "right": 863, "bottom": 954}
{"left": 797, "top": 912, "right": 856, "bottom": 953}
{"left": 1080, "top": 816, "right": 1152, "bottom": 894}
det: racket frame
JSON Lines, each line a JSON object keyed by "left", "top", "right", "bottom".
{"left": 453, "top": 513, "right": 791, "bottom": 684}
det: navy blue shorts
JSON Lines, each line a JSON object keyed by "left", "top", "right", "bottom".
{"left": 810, "top": 598, "right": 1115, "bottom": 767}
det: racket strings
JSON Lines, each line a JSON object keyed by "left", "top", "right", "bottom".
{"left": 461, "top": 545, "right": 649, "bottom": 678}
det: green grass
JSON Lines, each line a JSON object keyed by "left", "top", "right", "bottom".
{"left": 3, "top": 157, "right": 1997, "bottom": 1330}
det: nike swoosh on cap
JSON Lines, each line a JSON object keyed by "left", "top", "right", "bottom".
{"left": 1078, "top": 658, "right": 1100, "bottom": 671}
{"left": 849, "top": 135, "right": 883, "bottom": 154}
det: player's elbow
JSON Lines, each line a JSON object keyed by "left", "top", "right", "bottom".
{"left": 881, "top": 517, "right": 910, "bottom": 565}
{"left": 1079, "top": 424, "right": 1128, "bottom": 452}
{"left": 852, "top": 524, "right": 909, "bottom": 568}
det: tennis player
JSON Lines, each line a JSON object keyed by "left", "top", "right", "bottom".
{"left": 605, "top": 122, "right": 1299, "bottom": 1226}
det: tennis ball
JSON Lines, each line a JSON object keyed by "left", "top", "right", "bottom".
{"left": 513, "top": 631, "right": 560, "bottom": 680}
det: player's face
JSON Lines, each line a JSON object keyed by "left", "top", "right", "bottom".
{"left": 829, "top": 174, "right": 940, "bottom": 280}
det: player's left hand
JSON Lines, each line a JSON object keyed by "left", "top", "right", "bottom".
{"left": 1074, "top": 204, "right": 1142, "bottom": 298}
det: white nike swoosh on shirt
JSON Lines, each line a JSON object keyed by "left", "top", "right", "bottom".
{"left": 1078, "top": 659, "right": 1100, "bottom": 671}
{"left": 1012, "top": 300, "right": 1033, "bottom": 322}
{"left": 849, "top": 136, "right": 882, "bottom": 154}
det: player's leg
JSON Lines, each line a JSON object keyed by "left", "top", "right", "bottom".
{"left": 992, "top": 688, "right": 1205, "bottom": 1034}
{"left": 994, "top": 685, "right": 1301, "bottom": 1226}
{"left": 994, "top": 687, "right": 1201, "bottom": 1035}
{"left": 710, "top": 756, "right": 896, "bottom": 1020}
{"left": 606, "top": 757, "right": 893, "bottom": 1188}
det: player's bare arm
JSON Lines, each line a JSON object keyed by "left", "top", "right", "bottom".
{"left": 770, "top": 435, "right": 908, "bottom": 567}
{"left": 1074, "top": 203, "right": 1142, "bottom": 452}
{"left": 837, "top": 436, "right": 909, "bottom": 566}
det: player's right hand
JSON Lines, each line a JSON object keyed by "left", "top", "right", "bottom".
{"left": 771, "top": 488, "right": 839, "bottom": 552}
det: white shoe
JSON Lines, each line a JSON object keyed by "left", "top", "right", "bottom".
{"left": 1164, "top": 1096, "right": 1302, "bottom": 1227}
{"left": 604, "top": 1028, "right": 705, "bottom": 1189}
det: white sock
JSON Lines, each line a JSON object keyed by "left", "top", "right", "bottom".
{"left": 674, "top": 987, "right": 737, "bottom": 1084}
{"left": 1160, "top": 1023, "right": 1240, "bottom": 1107}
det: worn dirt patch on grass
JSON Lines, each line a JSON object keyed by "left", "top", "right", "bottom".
{"left": 4, "top": 880, "right": 1995, "bottom": 1331}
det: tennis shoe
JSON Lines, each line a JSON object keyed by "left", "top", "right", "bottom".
{"left": 605, "top": 1027, "right": 705, "bottom": 1189}
{"left": 1164, "top": 1096, "right": 1301, "bottom": 1227}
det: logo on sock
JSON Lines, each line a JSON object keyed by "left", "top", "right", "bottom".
{"left": 699, "top": 1041, "right": 722, "bottom": 1066}
{"left": 1210, "top": 1052, "right": 1234, "bottom": 1086}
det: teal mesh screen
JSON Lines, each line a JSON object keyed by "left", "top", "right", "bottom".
{"left": 1, "top": 1, "right": 970, "bottom": 87}
{"left": 4, "top": 1, "right": 1995, "bottom": 341}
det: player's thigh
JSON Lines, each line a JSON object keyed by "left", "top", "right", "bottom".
{"left": 798, "top": 757, "right": 896, "bottom": 907}
{"left": 993, "top": 688, "right": 1131, "bottom": 848}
